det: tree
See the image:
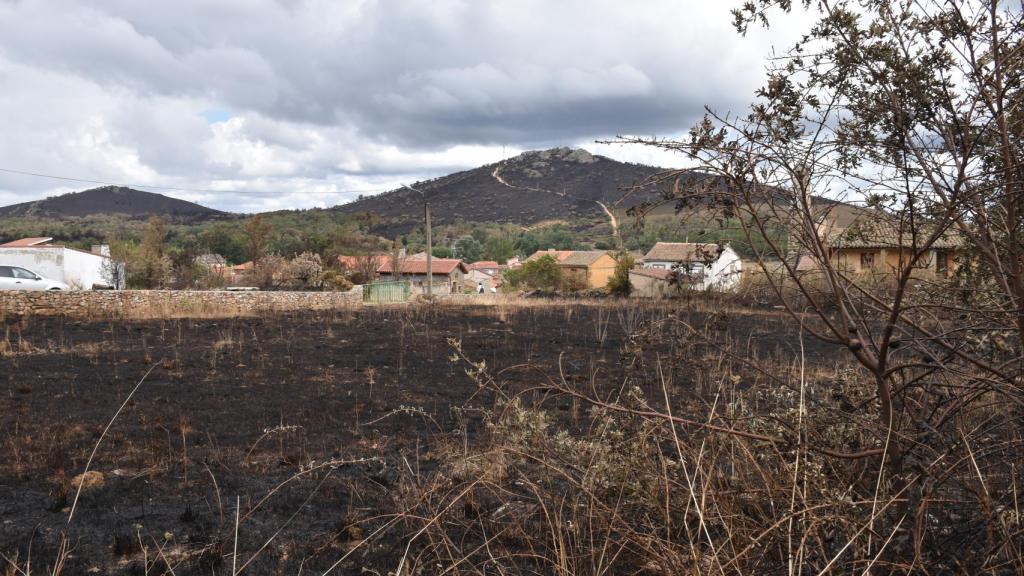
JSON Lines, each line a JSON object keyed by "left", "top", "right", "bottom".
{"left": 131, "top": 216, "right": 171, "bottom": 288}
{"left": 618, "top": 0, "right": 1024, "bottom": 569}
{"left": 454, "top": 236, "right": 483, "bottom": 263}
{"left": 431, "top": 245, "right": 453, "bottom": 259}
{"left": 504, "top": 255, "right": 562, "bottom": 291}
{"left": 606, "top": 253, "right": 633, "bottom": 295}
{"left": 244, "top": 215, "right": 273, "bottom": 265}
{"left": 483, "top": 234, "right": 515, "bottom": 264}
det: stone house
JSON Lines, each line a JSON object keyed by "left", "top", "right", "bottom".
{"left": 821, "top": 219, "right": 962, "bottom": 277}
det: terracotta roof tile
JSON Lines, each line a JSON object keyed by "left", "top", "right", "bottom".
{"left": 560, "top": 251, "right": 614, "bottom": 267}
{"left": 0, "top": 237, "right": 53, "bottom": 247}
{"left": 527, "top": 250, "right": 573, "bottom": 263}
{"left": 377, "top": 258, "right": 468, "bottom": 275}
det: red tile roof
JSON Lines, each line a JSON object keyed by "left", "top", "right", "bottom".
{"left": 527, "top": 250, "right": 573, "bottom": 263}
{"left": 0, "top": 237, "right": 53, "bottom": 247}
{"left": 337, "top": 254, "right": 390, "bottom": 269}
{"left": 377, "top": 258, "right": 468, "bottom": 275}
{"left": 467, "top": 261, "right": 500, "bottom": 270}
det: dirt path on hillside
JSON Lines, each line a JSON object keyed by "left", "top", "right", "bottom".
{"left": 491, "top": 163, "right": 566, "bottom": 197}
{"left": 596, "top": 200, "right": 621, "bottom": 246}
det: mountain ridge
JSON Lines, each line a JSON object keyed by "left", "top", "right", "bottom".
{"left": 0, "top": 185, "right": 230, "bottom": 222}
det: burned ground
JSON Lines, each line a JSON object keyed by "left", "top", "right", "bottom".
{"left": 0, "top": 303, "right": 842, "bottom": 574}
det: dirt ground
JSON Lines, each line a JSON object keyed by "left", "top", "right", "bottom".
{"left": 0, "top": 303, "right": 842, "bottom": 574}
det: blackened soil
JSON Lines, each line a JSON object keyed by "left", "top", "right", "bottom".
{"left": 0, "top": 304, "right": 841, "bottom": 574}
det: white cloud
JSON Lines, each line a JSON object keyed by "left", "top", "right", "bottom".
{"left": 0, "top": 0, "right": 814, "bottom": 212}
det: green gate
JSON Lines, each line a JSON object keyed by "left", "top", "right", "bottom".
{"left": 362, "top": 281, "right": 411, "bottom": 304}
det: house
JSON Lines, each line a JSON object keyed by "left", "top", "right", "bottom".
{"left": 230, "top": 261, "right": 255, "bottom": 284}
{"left": 526, "top": 250, "right": 573, "bottom": 263}
{"left": 0, "top": 237, "right": 125, "bottom": 289}
{"left": 559, "top": 251, "right": 618, "bottom": 290}
{"left": 337, "top": 254, "right": 389, "bottom": 270}
{"left": 467, "top": 261, "right": 501, "bottom": 276}
{"left": 376, "top": 258, "right": 468, "bottom": 293}
{"left": 629, "top": 267, "right": 676, "bottom": 299}
{"left": 337, "top": 254, "right": 389, "bottom": 283}
{"left": 818, "top": 218, "right": 962, "bottom": 277}
{"left": 465, "top": 268, "right": 498, "bottom": 292}
{"left": 641, "top": 242, "right": 742, "bottom": 291}
{"left": 194, "top": 253, "right": 232, "bottom": 281}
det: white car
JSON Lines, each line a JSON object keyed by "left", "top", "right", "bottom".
{"left": 0, "top": 265, "right": 70, "bottom": 290}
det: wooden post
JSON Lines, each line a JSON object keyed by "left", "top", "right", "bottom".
{"left": 425, "top": 201, "right": 432, "bottom": 297}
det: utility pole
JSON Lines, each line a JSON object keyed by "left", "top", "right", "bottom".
{"left": 402, "top": 184, "right": 432, "bottom": 297}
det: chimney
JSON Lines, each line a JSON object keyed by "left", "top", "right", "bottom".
{"left": 399, "top": 247, "right": 407, "bottom": 258}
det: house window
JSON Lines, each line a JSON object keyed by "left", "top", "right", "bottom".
{"left": 860, "top": 252, "right": 875, "bottom": 269}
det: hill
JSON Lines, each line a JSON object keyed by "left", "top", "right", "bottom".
{"left": 335, "top": 147, "right": 668, "bottom": 234}
{"left": 0, "top": 186, "right": 230, "bottom": 222}
{"left": 333, "top": 147, "right": 863, "bottom": 237}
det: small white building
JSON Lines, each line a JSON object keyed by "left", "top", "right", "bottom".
{"left": 641, "top": 242, "right": 742, "bottom": 291}
{"left": 0, "top": 237, "right": 125, "bottom": 289}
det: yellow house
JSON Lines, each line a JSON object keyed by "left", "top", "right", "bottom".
{"left": 559, "top": 251, "right": 618, "bottom": 289}
{"left": 824, "top": 218, "right": 962, "bottom": 277}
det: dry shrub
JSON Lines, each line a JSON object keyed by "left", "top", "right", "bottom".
{"left": 387, "top": 310, "right": 1023, "bottom": 574}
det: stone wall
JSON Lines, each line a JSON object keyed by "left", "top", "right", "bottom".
{"left": 0, "top": 289, "right": 362, "bottom": 319}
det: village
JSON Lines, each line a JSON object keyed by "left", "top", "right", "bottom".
{"left": 0, "top": 209, "right": 962, "bottom": 302}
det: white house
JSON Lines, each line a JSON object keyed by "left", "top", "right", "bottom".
{"left": 641, "top": 242, "right": 742, "bottom": 291}
{"left": 0, "top": 237, "right": 125, "bottom": 289}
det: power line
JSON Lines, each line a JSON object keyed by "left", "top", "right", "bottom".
{"left": 0, "top": 166, "right": 395, "bottom": 196}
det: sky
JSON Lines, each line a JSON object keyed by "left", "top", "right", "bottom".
{"left": 0, "top": 0, "right": 810, "bottom": 213}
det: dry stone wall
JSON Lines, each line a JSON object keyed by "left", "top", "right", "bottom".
{"left": 0, "top": 289, "right": 362, "bottom": 319}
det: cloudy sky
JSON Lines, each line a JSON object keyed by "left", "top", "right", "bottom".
{"left": 0, "top": 0, "right": 808, "bottom": 213}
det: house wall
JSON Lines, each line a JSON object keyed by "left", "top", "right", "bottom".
{"left": 629, "top": 272, "right": 673, "bottom": 298}
{"left": 831, "top": 248, "right": 956, "bottom": 276}
{"left": 0, "top": 247, "right": 124, "bottom": 289}
{"left": 465, "top": 270, "right": 496, "bottom": 290}
{"left": 587, "top": 255, "right": 618, "bottom": 289}
{"left": 705, "top": 246, "right": 742, "bottom": 291}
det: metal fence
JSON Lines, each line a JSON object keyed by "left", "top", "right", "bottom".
{"left": 362, "top": 281, "right": 411, "bottom": 304}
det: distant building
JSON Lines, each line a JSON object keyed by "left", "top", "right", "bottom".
{"left": 629, "top": 267, "right": 675, "bottom": 299}
{"left": 641, "top": 242, "right": 741, "bottom": 291}
{"left": 465, "top": 268, "right": 498, "bottom": 291}
{"left": 818, "top": 218, "right": 962, "bottom": 277}
{"left": 0, "top": 237, "right": 125, "bottom": 289}
{"left": 526, "top": 250, "right": 573, "bottom": 263}
{"left": 467, "top": 261, "right": 501, "bottom": 276}
{"left": 377, "top": 258, "right": 468, "bottom": 293}
{"left": 559, "top": 251, "right": 618, "bottom": 289}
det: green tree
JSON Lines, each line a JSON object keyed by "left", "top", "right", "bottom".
{"left": 483, "top": 234, "right": 515, "bottom": 264}
{"left": 504, "top": 255, "right": 562, "bottom": 291}
{"left": 606, "top": 253, "right": 634, "bottom": 295}
{"left": 454, "top": 236, "right": 483, "bottom": 262}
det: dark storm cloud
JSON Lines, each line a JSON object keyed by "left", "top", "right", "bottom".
{"left": 0, "top": 0, "right": 807, "bottom": 210}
